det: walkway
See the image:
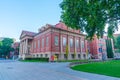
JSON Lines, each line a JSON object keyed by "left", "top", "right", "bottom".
{"left": 0, "top": 60, "right": 120, "bottom": 80}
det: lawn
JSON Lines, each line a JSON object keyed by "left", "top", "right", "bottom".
{"left": 58, "top": 59, "right": 89, "bottom": 62}
{"left": 71, "top": 60, "right": 120, "bottom": 78}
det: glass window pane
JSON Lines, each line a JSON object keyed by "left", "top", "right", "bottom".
{"left": 42, "top": 38, "right": 44, "bottom": 47}
{"left": 34, "top": 41, "right": 36, "bottom": 48}
{"left": 55, "top": 36, "right": 58, "bottom": 46}
{"left": 82, "top": 41, "right": 84, "bottom": 48}
{"left": 63, "top": 37, "right": 66, "bottom": 46}
{"left": 46, "top": 37, "right": 49, "bottom": 46}
{"left": 70, "top": 38, "right": 73, "bottom": 47}
{"left": 38, "top": 40, "right": 40, "bottom": 48}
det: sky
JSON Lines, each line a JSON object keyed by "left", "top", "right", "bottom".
{"left": 0, "top": 0, "right": 120, "bottom": 41}
{"left": 0, "top": 0, "right": 62, "bottom": 41}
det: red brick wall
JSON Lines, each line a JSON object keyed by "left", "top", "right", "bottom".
{"left": 55, "top": 22, "right": 80, "bottom": 34}
{"left": 51, "top": 32, "right": 60, "bottom": 52}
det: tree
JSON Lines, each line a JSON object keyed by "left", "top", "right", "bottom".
{"left": 116, "top": 35, "right": 120, "bottom": 49}
{"left": 60, "top": 0, "right": 120, "bottom": 39}
{"left": 65, "top": 44, "right": 69, "bottom": 59}
{"left": 106, "top": 39, "right": 114, "bottom": 58}
{"left": 113, "top": 37, "right": 117, "bottom": 49}
{"left": 0, "top": 38, "right": 14, "bottom": 58}
{"left": 0, "top": 41, "right": 2, "bottom": 57}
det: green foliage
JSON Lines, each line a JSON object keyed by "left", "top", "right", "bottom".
{"left": 0, "top": 38, "right": 14, "bottom": 58}
{"left": 116, "top": 35, "right": 120, "bottom": 49}
{"left": 106, "top": 39, "right": 114, "bottom": 58}
{"left": 113, "top": 35, "right": 120, "bottom": 52}
{"left": 65, "top": 44, "right": 69, "bottom": 59}
{"left": 60, "top": 0, "right": 120, "bottom": 39}
{"left": 22, "top": 58, "right": 49, "bottom": 62}
{"left": 74, "top": 50, "right": 76, "bottom": 59}
{"left": 71, "top": 60, "right": 120, "bottom": 78}
{"left": 113, "top": 37, "right": 118, "bottom": 49}
{"left": 0, "top": 41, "right": 2, "bottom": 46}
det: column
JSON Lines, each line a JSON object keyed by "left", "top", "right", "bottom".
{"left": 22, "top": 41, "right": 24, "bottom": 54}
{"left": 23, "top": 40, "right": 25, "bottom": 54}
{"left": 68, "top": 36, "right": 70, "bottom": 53}
{"left": 60, "top": 35, "right": 64, "bottom": 60}
{"left": 74, "top": 37, "right": 77, "bottom": 59}
{"left": 25, "top": 39, "right": 28, "bottom": 54}
{"left": 68, "top": 35, "right": 71, "bottom": 60}
{"left": 80, "top": 37, "right": 83, "bottom": 59}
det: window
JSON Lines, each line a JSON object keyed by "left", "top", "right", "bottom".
{"left": 71, "top": 54, "right": 75, "bottom": 59}
{"left": 34, "top": 41, "right": 36, "bottom": 48}
{"left": 64, "top": 54, "right": 67, "bottom": 59}
{"left": 42, "top": 38, "right": 44, "bottom": 47}
{"left": 45, "top": 54, "right": 48, "bottom": 57}
{"left": 36, "top": 54, "right": 39, "bottom": 57}
{"left": 76, "top": 39, "right": 79, "bottom": 48}
{"left": 55, "top": 36, "right": 58, "bottom": 46}
{"left": 99, "top": 43, "right": 102, "bottom": 47}
{"left": 63, "top": 37, "right": 66, "bottom": 46}
{"left": 46, "top": 37, "right": 49, "bottom": 46}
{"left": 38, "top": 40, "right": 40, "bottom": 48}
{"left": 78, "top": 54, "right": 81, "bottom": 58}
{"left": 41, "top": 54, "right": 43, "bottom": 57}
{"left": 70, "top": 38, "right": 73, "bottom": 47}
{"left": 81, "top": 41, "right": 84, "bottom": 48}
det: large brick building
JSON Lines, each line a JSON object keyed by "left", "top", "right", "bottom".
{"left": 87, "top": 35, "right": 107, "bottom": 59}
{"left": 19, "top": 22, "right": 87, "bottom": 60}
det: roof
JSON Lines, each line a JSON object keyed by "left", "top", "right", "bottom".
{"left": 113, "top": 34, "right": 120, "bottom": 37}
{"left": 20, "top": 30, "right": 37, "bottom": 39}
{"left": 22, "top": 30, "right": 36, "bottom": 36}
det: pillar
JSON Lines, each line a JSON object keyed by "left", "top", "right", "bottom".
{"left": 80, "top": 37, "right": 84, "bottom": 59}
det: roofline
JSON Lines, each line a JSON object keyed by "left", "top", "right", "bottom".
{"left": 34, "top": 26, "right": 86, "bottom": 37}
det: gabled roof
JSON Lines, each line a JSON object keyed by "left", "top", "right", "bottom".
{"left": 20, "top": 30, "right": 37, "bottom": 39}
{"left": 22, "top": 30, "right": 36, "bottom": 36}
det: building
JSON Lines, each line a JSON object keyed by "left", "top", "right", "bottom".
{"left": 113, "top": 34, "right": 120, "bottom": 38}
{"left": 19, "top": 22, "right": 87, "bottom": 60}
{"left": 10, "top": 42, "right": 20, "bottom": 59}
{"left": 87, "top": 35, "right": 115, "bottom": 59}
{"left": 87, "top": 35, "right": 107, "bottom": 59}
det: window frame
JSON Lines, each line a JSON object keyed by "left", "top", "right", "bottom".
{"left": 54, "top": 35, "right": 59, "bottom": 46}
{"left": 76, "top": 39, "right": 79, "bottom": 48}
{"left": 70, "top": 38, "right": 73, "bottom": 47}
{"left": 38, "top": 40, "right": 40, "bottom": 48}
{"left": 46, "top": 36, "right": 49, "bottom": 47}
{"left": 42, "top": 38, "right": 44, "bottom": 48}
{"left": 63, "top": 37, "right": 67, "bottom": 47}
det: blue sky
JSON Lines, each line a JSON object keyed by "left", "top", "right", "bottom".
{"left": 0, "top": 0, "right": 62, "bottom": 41}
{"left": 0, "top": 0, "right": 120, "bottom": 41}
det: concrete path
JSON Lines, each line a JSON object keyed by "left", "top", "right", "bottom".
{"left": 0, "top": 60, "right": 120, "bottom": 80}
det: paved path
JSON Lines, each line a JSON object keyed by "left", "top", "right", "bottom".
{"left": 0, "top": 60, "right": 120, "bottom": 80}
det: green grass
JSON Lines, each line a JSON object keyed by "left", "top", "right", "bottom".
{"left": 71, "top": 60, "right": 120, "bottom": 78}
{"left": 58, "top": 59, "right": 89, "bottom": 62}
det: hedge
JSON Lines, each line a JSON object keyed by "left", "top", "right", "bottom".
{"left": 25, "top": 58, "right": 49, "bottom": 62}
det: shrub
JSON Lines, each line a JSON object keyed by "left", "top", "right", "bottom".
{"left": 25, "top": 58, "right": 49, "bottom": 62}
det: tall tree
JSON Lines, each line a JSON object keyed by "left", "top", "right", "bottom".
{"left": 60, "top": 0, "right": 120, "bottom": 39}
{"left": 0, "top": 41, "right": 2, "bottom": 57}
{"left": 0, "top": 38, "right": 14, "bottom": 58}
{"left": 116, "top": 35, "right": 120, "bottom": 49}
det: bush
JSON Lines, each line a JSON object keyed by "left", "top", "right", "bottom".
{"left": 24, "top": 58, "right": 49, "bottom": 62}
